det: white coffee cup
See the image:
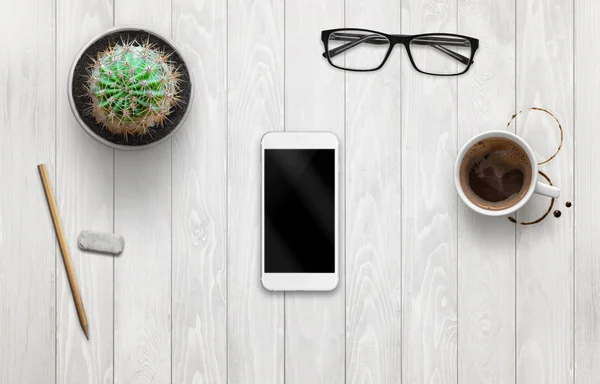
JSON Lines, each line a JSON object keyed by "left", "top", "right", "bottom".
{"left": 454, "top": 130, "right": 560, "bottom": 217}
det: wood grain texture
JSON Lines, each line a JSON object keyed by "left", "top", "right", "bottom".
{"left": 515, "top": 0, "right": 573, "bottom": 382}
{"left": 457, "top": 0, "right": 516, "bottom": 382}
{"left": 114, "top": 150, "right": 171, "bottom": 384}
{"left": 0, "top": 0, "right": 56, "bottom": 382}
{"left": 1, "top": 1, "right": 595, "bottom": 382}
{"left": 401, "top": 0, "right": 458, "bottom": 382}
{"left": 344, "top": 1, "right": 402, "bottom": 383}
{"left": 227, "top": 0, "right": 284, "bottom": 382}
{"left": 574, "top": 0, "right": 600, "bottom": 382}
{"left": 114, "top": 1, "right": 172, "bottom": 383}
{"left": 55, "top": 0, "right": 115, "bottom": 382}
{"left": 284, "top": 1, "right": 345, "bottom": 383}
{"left": 171, "top": 0, "right": 227, "bottom": 381}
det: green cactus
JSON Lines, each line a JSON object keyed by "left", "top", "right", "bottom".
{"left": 86, "top": 40, "right": 181, "bottom": 137}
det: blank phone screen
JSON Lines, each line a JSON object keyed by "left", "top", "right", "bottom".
{"left": 264, "top": 149, "right": 335, "bottom": 273}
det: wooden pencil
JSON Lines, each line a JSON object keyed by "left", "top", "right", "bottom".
{"left": 38, "top": 164, "right": 89, "bottom": 340}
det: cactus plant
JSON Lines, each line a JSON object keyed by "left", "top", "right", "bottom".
{"left": 86, "top": 39, "right": 181, "bottom": 137}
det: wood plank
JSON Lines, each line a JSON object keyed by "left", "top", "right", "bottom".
{"left": 55, "top": 0, "right": 115, "bottom": 381}
{"left": 457, "top": 0, "right": 516, "bottom": 382}
{"left": 284, "top": 1, "right": 344, "bottom": 383}
{"left": 344, "top": 1, "right": 402, "bottom": 383}
{"left": 171, "top": 0, "right": 227, "bottom": 382}
{"left": 515, "top": 0, "right": 573, "bottom": 382}
{"left": 0, "top": 0, "right": 56, "bottom": 382}
{"left": 114, "top": 1, "right": 172, "bottom": 383}
{"left": 401, "top": 0, "right": 458, "bottom": 382}
{"left": 574, "top": 0, "right": 600, "bottom": 381}
{"left": 227, "top": 0, "right": 284, "bottom": 382}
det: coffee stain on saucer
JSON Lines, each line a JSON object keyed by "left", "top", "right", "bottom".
{"left": 554, "top": 210, "right": 562, "bottom": 218}
{"left": 566, "top": 201, "right": 572, "bottom": 208}
{"left": 506, "top": 107, "right": 563, "bottom": 165}
{"left": 508, "top": 170, "right": 554, "bottom": 225}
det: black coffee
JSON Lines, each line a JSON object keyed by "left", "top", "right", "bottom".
{"left": 460, "top": 137, "right": 532, "bottom": 210}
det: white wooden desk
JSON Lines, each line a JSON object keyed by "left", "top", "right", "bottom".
{"left": 1, "top": 0, "right": 597, "bottom": 382}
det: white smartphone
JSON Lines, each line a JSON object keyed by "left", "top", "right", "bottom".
{"left": 261, "top": 132, "right": 339, "bottom": 291}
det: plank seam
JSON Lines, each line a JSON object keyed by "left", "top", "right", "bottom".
{"left": 343, "top": 0, "right": 347, "bottom": 382}
{"left": 169, "top": 1, "right": 173, "bottom": 382}
{"left": 112, "top": 5, "right": 116, "bottom": 384}
{"left": 398, "top": 0, "right": 402, "bottom": 382}
{"left": 513, "top": 2, "right": 517, "bottom": 382}
{"left": 226, "top": 0, "right": 229, "bottom": 381}
{"left": 343, "top": 0, "right": 348, "bottom": 382}
{"left": 283, "top": 0, "right": 287, "bottom": 382}
{"left": 572, "top": 0, "right": 576, "bottom": 380}
{"left": 54, "top": 0, "right": 58, "bottom": 381}
{"left": 455, "top": 1, "right": 459, "bottom": 382}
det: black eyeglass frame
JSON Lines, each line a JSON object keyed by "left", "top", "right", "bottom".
{"left": 321, "top": 28, "right": 480, "bottom": 76}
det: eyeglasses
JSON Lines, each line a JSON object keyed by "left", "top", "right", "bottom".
{"left": 321, "top": 28, "right": 479, "bottom": 76}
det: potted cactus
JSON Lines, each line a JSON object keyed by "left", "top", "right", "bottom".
{"left": 68, "top": 27, "right": 193, "bottom": 149}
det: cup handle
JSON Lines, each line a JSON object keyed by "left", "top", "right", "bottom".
{"left": 534, "top": 181, "right": 560, "bottom": 198}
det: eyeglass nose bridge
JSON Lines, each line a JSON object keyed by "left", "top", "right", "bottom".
{"left": 389, "top": 34, "right": 410, "bottom": 46}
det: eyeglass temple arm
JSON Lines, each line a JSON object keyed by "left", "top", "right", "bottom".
{"left": 324, "top": 33, "right": 472, "bottom": 66}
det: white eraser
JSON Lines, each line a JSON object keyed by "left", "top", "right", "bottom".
{"left": 78, "top": 230, "right": 124, "bottom": 255}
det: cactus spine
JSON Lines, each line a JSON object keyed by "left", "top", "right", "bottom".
{"left": 86, "top": 40, "right": 181, "bottom": 137}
